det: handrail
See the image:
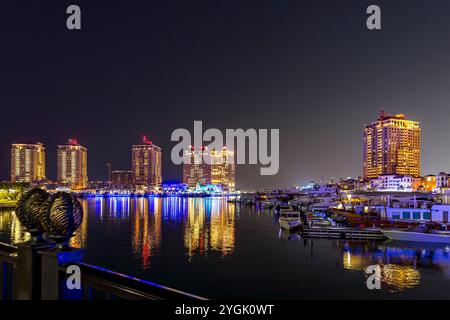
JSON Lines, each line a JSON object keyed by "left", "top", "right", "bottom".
{"left": 0, "top": 241, "right": 206, "bottom": 300}
{"left": 0, "top": 243, "right": 17, "bottom": 253}
{"left": 60, "top": 262, "right": 207, "bottom": 300}
{"left": 0, "top": 243, "right": 18, "bottom": 265}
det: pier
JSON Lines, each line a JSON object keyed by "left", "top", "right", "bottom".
{"left": 300, "top": 226, "right": 387, "bottom": 240}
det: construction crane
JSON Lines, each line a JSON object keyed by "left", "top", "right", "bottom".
{"left": 106, "top": 161, "right": 114, "bottom": 185}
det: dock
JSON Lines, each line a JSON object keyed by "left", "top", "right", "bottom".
{"left": 300, "top": 226, "right": 387, "bottom": 240}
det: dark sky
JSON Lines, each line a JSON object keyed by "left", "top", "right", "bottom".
{"left": 2, "top": 0, "right": 450, "bottom": 190}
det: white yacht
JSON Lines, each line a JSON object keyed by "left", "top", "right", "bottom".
{"left": 381, "top": 226, "right": 450, "bottom": 244}
{"left": 279, "top": 205, "right": 302, "bottom": 230}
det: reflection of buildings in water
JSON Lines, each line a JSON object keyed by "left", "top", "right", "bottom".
{"left": 343, "top": 251, "right": 369, "bottom": 271}
{"left": 383, "top": 244, "right": 450, "bottom": 279}
{"left": 0, "top": 210, "right": 30, "bottom": 244}
{"left": 106, "top": 197, "right": 131, "bottom": 222}
{"left": 210, "top": 202, "right": 235, "bottom": 256}
{"left": 90, "top": 197, "right": 131, "bottom": 222}
{"left": 162, "top": 197, "right": 188, "bottom": 221}
{"left": 339, "top": 240, "right": 450, "bottom": 291}
{"left": 381, "top": 264, "right": 420, "bottom": 290}
{"left": 70, "top": 200, "right": 88, "bottom": 248}
{"left": 184, "top": 198, "right": 207, "bottom": 259}
{"left": 342, "top": 250, "right": 421, "bottom": 292}
{"left": 0, "top": 211, "right": 11, "bottom": 232}
{"left": 184, "top": 198, "right": 235, "bottom": 259}
{"left": 131, "top": 198, "right": 162, "bottom": 270}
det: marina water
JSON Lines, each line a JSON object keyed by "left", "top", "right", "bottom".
{"left": 1, "top": 197, "right": 450, "bottom": 299}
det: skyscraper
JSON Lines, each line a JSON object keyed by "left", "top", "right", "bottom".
{"left": 182, "top": 146, "right": 236, "bottom": 191}
{"left": 363, "top": 111, "right": 421, "bottom": 180}
{"left": 11, "top": 142, "right": 46, "bottom": 183}
{"left": 182, "top": 146, "right": 211, "bottom": 187}
{"left": 211, "top": 147, "right": 235, "bottom": 191}
{"left": 132, "top": 136, "right": 162, "bottom": 188}
{"left": 57, "top": 139, "right": 88, "bottom": 189}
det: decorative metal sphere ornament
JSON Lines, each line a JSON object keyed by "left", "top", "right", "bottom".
{"left": 41, "top": 191, "right": 83, "bottom": 248}
{"left": 15, "top": 188, "right": 50, "bottom": 242}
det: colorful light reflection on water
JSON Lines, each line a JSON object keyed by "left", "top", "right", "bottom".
{"left": 1, "top": 197, "right": 450, "bottom": 299}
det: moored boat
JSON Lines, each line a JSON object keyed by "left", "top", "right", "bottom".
{"left": 381, "top": 228, "right": 450, "bottom": 244}
{"left": 279, "top": 205, "right": 302, "bottom": 230}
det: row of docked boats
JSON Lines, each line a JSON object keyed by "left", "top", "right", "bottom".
{"left": 278, "top": 205, "right": 332, "bottom": 231}
{"left": 277, "top": 205, "right": 450, "bottom": 244}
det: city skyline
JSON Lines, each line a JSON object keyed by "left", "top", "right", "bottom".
{"left": 3, "top": 1, "right": 450, "bottom": 189}
{"left": 3, "top": 0, "right": 450, "bottom": 306}
{"left": 2, "top": 109, "right": 449, "bottom": 188}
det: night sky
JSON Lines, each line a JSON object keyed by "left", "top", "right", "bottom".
{"left": 2, "top": 0, "right": 450, "bottom": 190}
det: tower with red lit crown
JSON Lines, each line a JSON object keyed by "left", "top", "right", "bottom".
{"left": 57, "top": 139, "right": 88, "bottom": 189}
{"left": 132, "top": 136, "right": 162, "bottom": 188}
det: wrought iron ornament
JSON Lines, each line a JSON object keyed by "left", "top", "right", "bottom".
{"left": 15, "top": 188, "right": 83, "bottom": 247}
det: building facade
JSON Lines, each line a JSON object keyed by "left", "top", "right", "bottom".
{"left": 371, "top": 174, "right": 419, "bottom": 192}
{"left": 210, "top": 147, "right": 235, "bottom": 191}
{"left": 132, "top": 137, "right": 162, "bottom": 188}
{"left": 57, "top": 139, "right": 88, "bottom": 189}
{"left": 11, "top": 142, "right": 46, "bottom": 183}
{"left": 363, "top": 111, "right": 421, "bottom": 180}
{"left": 436, "top": 172, "right": 450, "bottom": 191}
{"left": 182, "top": 147, "right": 211, "bottom": 187}
{"left": 111, "top": 170, "right": 133, "bottom": 188}
{"left": 182, "top": 146, "right": 236, "bottom": 191}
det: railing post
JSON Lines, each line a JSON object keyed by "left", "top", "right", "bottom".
{"left": 15, "top": 241, "right": 54, "bottom": 300}
{"left": 39, "top": 247, "right": 84, "bottom": 300}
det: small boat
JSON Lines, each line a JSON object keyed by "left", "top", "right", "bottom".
{"left": 381, "top": 227, "right": 450, "bottom": 244}
{"left": 279, "top": 205, "right": 302, "bottom": 230}
{"left": 311, "top": 218, "right": 332, "bottom": 227}
{"left": 259, "top": 200, "right": 277, "bottom": 209}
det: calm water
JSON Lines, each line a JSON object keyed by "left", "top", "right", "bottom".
{"left": 1, "top": 197, "right": 450, "bottom": 299}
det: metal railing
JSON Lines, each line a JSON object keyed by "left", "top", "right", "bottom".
{"left": 0, "top": 242, "right": 206, "bottom": 301}
{"left": 0, "top": 243, "right": 18, "bottom": 300}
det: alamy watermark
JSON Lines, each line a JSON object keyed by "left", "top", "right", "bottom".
{"left": 365, "top": 264, "right": 381, "bottom": 290}
{"left": 65, "top": 4, "right": 381, "bottom": 31}
{"left": 171, "top": 121, "right": 279, "bottom": 176}
{"left": 66, "top": 264, "right": 81, "bottom": 290}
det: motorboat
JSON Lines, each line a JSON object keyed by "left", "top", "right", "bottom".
{"left": 279, "top": 205, "right": 302, "bottom": 230}
{"left": 310, "top": 218, "right": 333, "bottom": 227}
{"left": 381, "top": 226, "right": 450, "bottom": 244}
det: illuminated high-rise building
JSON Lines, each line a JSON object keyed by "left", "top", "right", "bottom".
{"left": 182, "top": 147, "right": 236, "bottom": 191}
{"left": 11, "top": 142, "right": 46, "bottom": 183}
{"left": 211, "top": 147, "right": 235, "bottom": 191}
{"left": 182, "top": 146, "right": 211, "bottom": 187}
{"left": 363, "top": 111, "right": 421, "bottom": 180}
{"left": 132, "top": 136, "right": 162, "bottom": 188}
{"left": 111, "top": 170, "right": 133, "bottom": 187}
{"left": 57, "top": 139, "right": 88, "bottom": 189}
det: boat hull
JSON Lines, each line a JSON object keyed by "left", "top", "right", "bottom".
{"left": 279, "top": 219, "right": 302, "bottom": 230}
{"left": 381, "top": 230, "right": 450, "bottom": 244}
